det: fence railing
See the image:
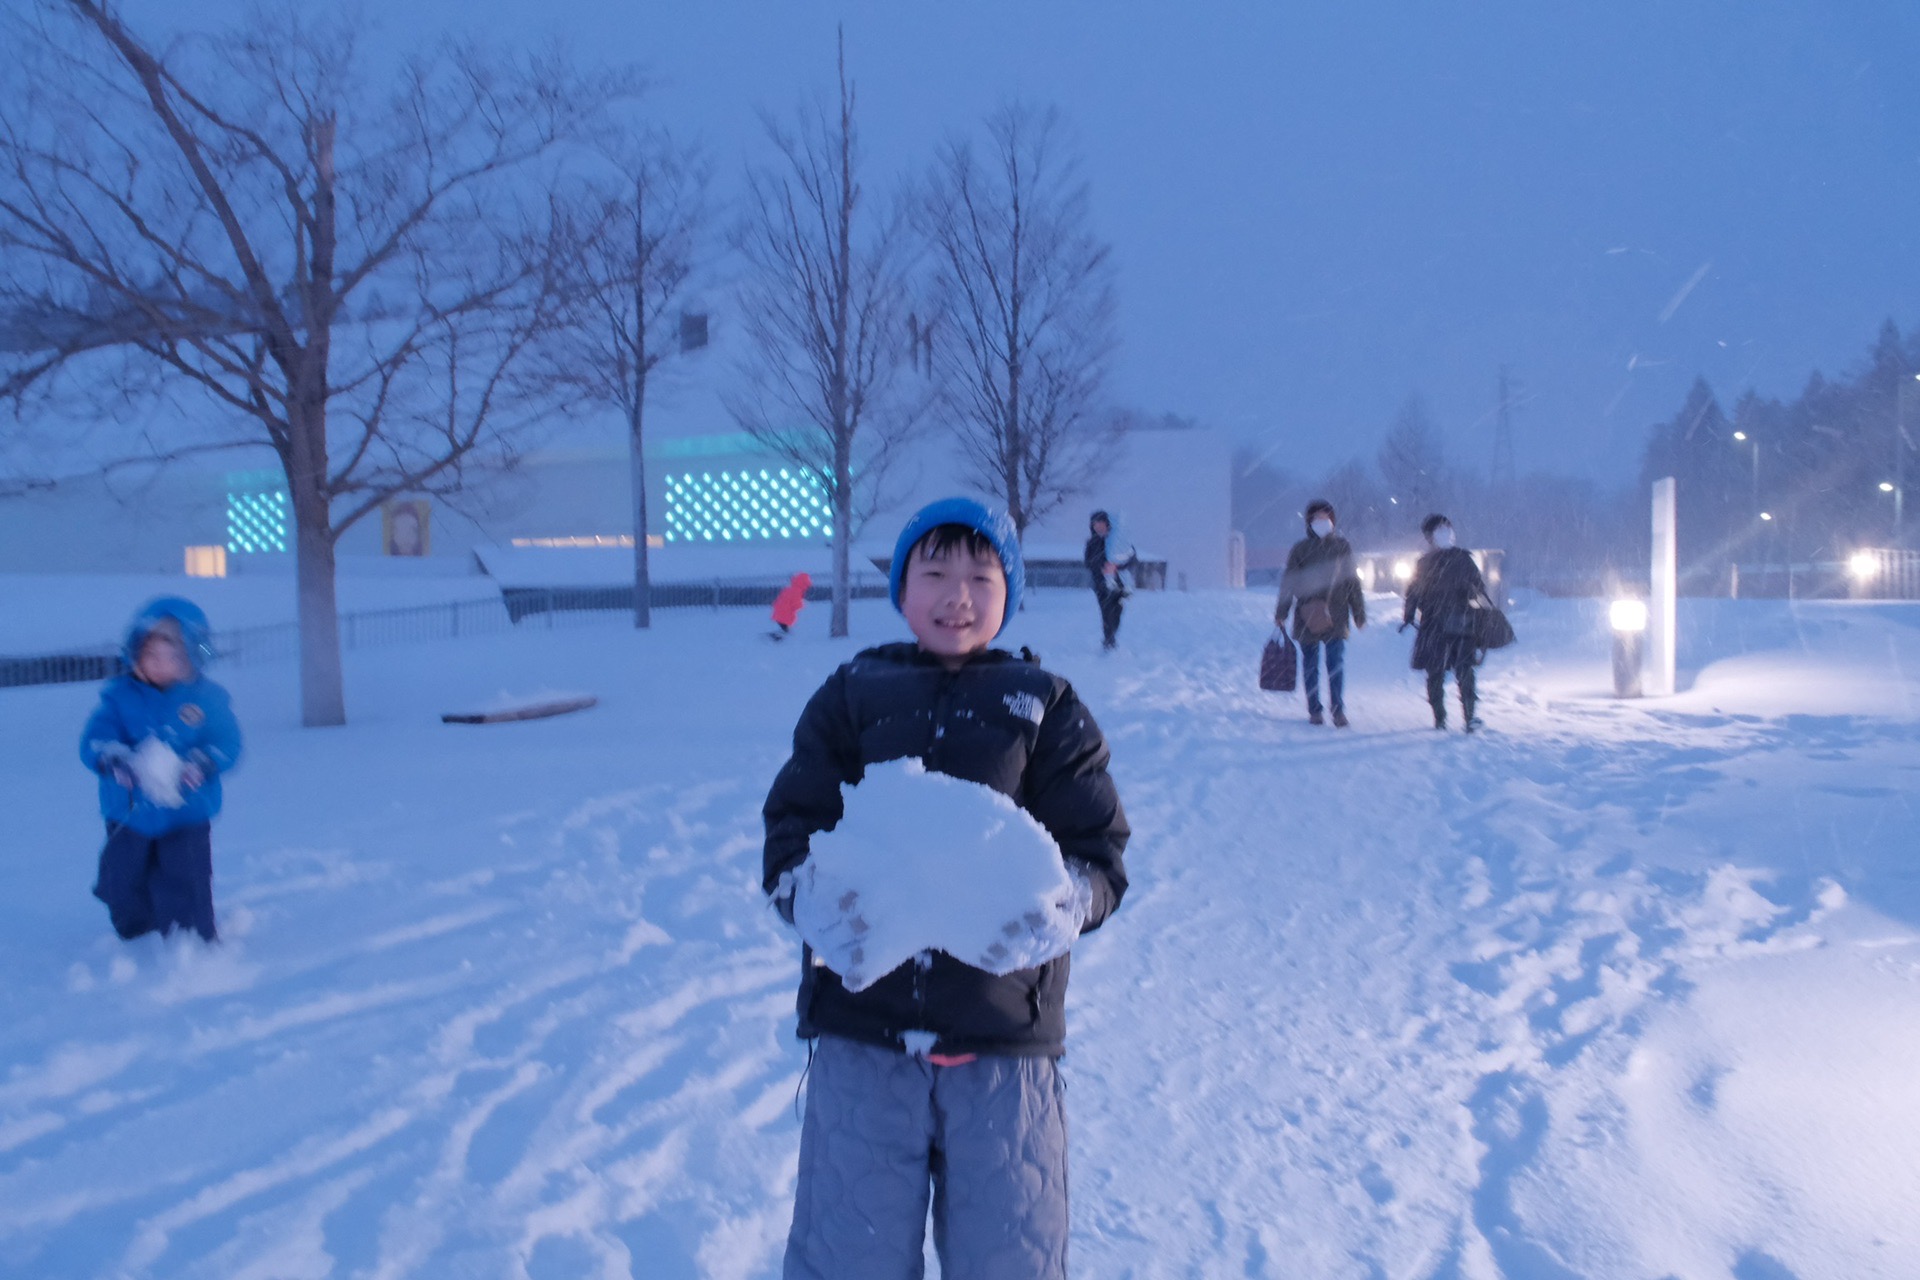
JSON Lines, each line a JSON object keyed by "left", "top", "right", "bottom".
{"left": 1848, "top": 548, "right": 1920, "bottom": 600}
{"left": 1, "top": 575, "right": 892, "bottom": 690}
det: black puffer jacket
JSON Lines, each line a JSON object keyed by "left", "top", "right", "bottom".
{"left": 763, "top": 643, "right": 1129, "bottom": 1058}
{"left": 1274, "top": 532, "right": 1366, "bottom": 641}
{"left": 1403, "top": 546, "right": 1489, "bottom": 671}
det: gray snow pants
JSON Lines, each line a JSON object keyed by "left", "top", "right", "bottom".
{"left": 784, "top": 1034, "right": 1069, "bottom": 1280}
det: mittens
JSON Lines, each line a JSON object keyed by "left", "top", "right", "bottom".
{"left": 974, "top": 861, "right": 1094, "bottom": 975}
{"left": 790, "top": 861, "right": 884, "bottom": 991}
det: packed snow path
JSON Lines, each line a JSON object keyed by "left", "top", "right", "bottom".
{"left": 2, "top": 588, "right": 1916, "bottom": 1278}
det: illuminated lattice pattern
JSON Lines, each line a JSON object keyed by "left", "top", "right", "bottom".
{"left": 227, "top": 489, "right": 290, "bottom": 554}
{"left": 664, "top": 469, "right": 833, "bottom": 543}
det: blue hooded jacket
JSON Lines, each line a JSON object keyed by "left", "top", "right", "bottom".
{"left": 79, "top": 598, "right": 242, "bottom": 835}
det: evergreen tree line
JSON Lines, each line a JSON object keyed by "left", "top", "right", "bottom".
{"left": 1639, "top": 319, "right": 1920, "bottom": 593}
{"left": 1234, "top": 319, "right": 1920, "bottom": 595}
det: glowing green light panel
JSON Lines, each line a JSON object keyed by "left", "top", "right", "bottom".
{"left": 226, "top": 489, "right": 290, "bottom": 554}
{"left": 663, "top": 469, "right": 833, "bottom": 544}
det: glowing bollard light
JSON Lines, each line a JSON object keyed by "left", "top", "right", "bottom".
{"left": 1609, "top": 598, "right": 1648, "bottom": 698}
{"left": 1849, "top": 550, "right": 1880, "bottom": 599}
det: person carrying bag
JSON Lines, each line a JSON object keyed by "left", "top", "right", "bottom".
{"left": 1401, "top": 514, "right": 1512, "bottom": 732}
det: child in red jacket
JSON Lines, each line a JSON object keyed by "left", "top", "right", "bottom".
{"left": 770, "top": 572, "right": 812, "bottom": 640}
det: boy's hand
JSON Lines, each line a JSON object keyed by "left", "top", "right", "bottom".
{"left": 95, "top": 742, "right": 136, "bottom": 789}
{"left": 974, "top": 864, "right": 1094, "bottom": 975}
{"left": 181, "top": 750, "right": 212, "bottom": 791}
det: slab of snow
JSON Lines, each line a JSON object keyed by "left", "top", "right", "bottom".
{"left": 790, "top": 760, "right": 1071, "bottom": 988}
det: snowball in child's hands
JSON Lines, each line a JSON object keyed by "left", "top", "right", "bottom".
{"left": 132, "top": 737, "right": 188, "bottom": 808}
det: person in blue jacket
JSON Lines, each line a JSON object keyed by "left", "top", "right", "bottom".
{"left": 79, "top": 597, "right": 242, "bottom": 942}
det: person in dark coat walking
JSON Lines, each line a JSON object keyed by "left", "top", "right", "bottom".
{"left": 1401, "top": 513, "right": 1490, "bottom": 731}
{"left": 765, "top": 496, "right": 1129, "bottom": 1280}
{"left": 79, "top": 597, "right": 242, "bottom": 942}
{"left": 1273, "top": 498, "right": 1367, "bottom": 726}
{"left": 1084, "top": 509, "right": 1133, "bottom": 651}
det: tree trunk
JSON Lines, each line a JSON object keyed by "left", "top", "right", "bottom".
{"left": 629, "top": 395, "right": 652, "bottom": 629}
{"left": 830, "top": 438, "right": 852, "bottom": 637}
{"left": 286, "top": 383, "right": 346, "bottom": 726}
{"left": 291, "top": 478, "right": 346, "bottom": 727}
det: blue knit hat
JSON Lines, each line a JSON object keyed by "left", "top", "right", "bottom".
{"left": 124, "top": 596, "right": 216, "bottom": 673}
{"left": 889, "top": 497, "right": 1025, "bottom": 637}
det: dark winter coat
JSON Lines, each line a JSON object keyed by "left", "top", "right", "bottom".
{"left": 763, "top": 642, "right": 1129, "bottom": 1058}
{"left": 1403, "top": 546, "right": 1489, "bottom": 672}
{"left": 1274, "top": 532, "right": 1367, "bottom": 642}
{"left": 1084, "top": 532, "right": 1112, "bottom": 592}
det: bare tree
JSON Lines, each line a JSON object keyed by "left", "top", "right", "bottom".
{"left": 728, "top": 30, "right": 920, "bottom": 639}
{"left": 920, "top": 101, "right": 1119, "bottom": 538}
{"left": 0, "top": 1, "right": 630, "bottom": 724}
{"left": 537, "top": 137, "right": 709, "bottom": 628}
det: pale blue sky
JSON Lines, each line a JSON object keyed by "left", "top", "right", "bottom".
{"left": 145, "top": 0, "right": 1920, "bottom": 484}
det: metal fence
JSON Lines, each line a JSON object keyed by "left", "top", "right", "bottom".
{"left": 1, "top": 575, "right": 893, "bottom": 690}
{"left": 1847, "top": 548, "right": 1920, "bottom": 600}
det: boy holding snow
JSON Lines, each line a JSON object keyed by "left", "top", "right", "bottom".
{"left": 80, "top": 597, "right": 242, "bottom": 943}
{"left": 763, "top": 496, "right": 1129, "bottom": 1280}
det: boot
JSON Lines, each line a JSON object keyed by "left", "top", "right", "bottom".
{"left": 1460, "top": 667, "right": 1481, "bottom": 732}
{"left": 1427, "top": 672, "right": 1447, "bottom": 730}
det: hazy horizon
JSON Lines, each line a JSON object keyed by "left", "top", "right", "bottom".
{"left": 114, "top": 0, "right": 1920, "bottom": 489}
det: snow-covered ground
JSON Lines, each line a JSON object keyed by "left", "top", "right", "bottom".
{"left": 2, "top": 584, "right": 1916, "bottom": 1279}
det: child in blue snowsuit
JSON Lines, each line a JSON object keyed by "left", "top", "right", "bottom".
{"left": 763, "top": 498, "right": 1130, "bottom": 1280}
{"left": 80, "top": 597, "right": 242, "bottom": 942}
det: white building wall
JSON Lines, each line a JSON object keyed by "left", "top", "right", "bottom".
{"left": 0, "top": 423, "right": 1236, "bottom": 588}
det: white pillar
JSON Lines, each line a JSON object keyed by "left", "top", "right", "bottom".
{"left": 1649, "top": 477, "right": 1677, "bottom": 696}
{"left": 1227, "top": 531, "right": 1247, "bottom": 590}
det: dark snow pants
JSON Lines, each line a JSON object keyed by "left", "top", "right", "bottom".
{"left": 1300, "top": 636, "right": 1346, "bottom": 716}
{"left": 1093, "top": 583, "right": 1123, "bottom": 648}
{"left": 93, "top": 822, "right": 217, "bottom": 942}
{"left": 785, "top": 1034, "right": 1069, "bottom": 1280}
{"left": 1426, "top": 663, "right": 1477, "bottom": 726}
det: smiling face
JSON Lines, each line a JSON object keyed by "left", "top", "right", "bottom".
{"left": 899, "top": 533, "right": 1007, "bottom": 667}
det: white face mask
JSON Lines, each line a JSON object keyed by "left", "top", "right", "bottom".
{"left": 1310, "top": 517, "right": 1334, "bottom": 537}
{"left": 1431, "top": 526, "right": 1455, "bottom": 549}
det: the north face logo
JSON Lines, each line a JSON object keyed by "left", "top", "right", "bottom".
{"left": 1002, "top": 692, "right": 1043, "bottom": 725}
